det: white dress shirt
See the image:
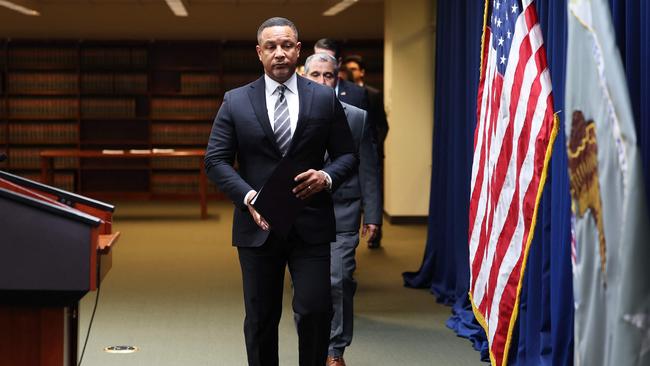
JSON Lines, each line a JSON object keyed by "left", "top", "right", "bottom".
{"left": 264, "top": 73, "right": 299, "bottom": 136}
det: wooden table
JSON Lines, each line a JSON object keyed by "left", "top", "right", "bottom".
{"left": 40, "top": 149, "right": 209, "bottom": 219}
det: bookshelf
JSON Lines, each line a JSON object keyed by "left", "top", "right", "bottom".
{"left": 1, "top": 41, "right": 79, "bottom": 192}
{"left": 0, "top": 39, "right": 383, "bottom": 199}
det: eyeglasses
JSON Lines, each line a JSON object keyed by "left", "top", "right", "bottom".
{"left": 308, "top": 72, "right": 336, "bottom": 80}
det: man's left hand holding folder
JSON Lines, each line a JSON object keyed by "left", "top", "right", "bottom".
{"left": 245, "top": 169, "right": 330, "bottom": 231}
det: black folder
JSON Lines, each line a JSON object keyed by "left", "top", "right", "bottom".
{"left": 252, "top": 157, "right": 305, "bottom": 238}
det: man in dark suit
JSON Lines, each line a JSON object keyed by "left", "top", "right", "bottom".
{"left": 204, "top": 17, "right": 357, "bottom": 366}
{"left": 343, "top": 55, "right": 389, "bottom": 249}
{"left": 304, "top": 53, "right": 381, "bottom": 366}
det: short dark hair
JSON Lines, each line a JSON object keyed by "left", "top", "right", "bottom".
{"left": 257, "top": 17, "right": 299, "bottom": 43}
{"left": 314, "top": 38, "right": 340, "bottom": 59}
{"left": 343, "top": 54, "right": 366, "bottom": 71}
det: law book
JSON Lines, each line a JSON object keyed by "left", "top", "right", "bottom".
{"left": 251, "top": 157, "right": 305, "bottom": 238}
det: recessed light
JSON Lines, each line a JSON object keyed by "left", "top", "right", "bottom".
{"left": 0, "top": 0, "right": 40, "bottom": 16}
{"left": 323, "top": 0, "right": 359, "bottom": 16}
{"left": 165, "top": 0, "right": 188, "bottom": 17}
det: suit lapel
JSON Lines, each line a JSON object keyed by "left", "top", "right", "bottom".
{"left": 289, "top": 76, "right": 313, "bottom": 154}
{"left": 247, "top": 76, "right": 282, "bottom": 156}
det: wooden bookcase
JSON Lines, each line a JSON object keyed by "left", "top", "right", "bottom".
{"left": 0, "top": 39, "right": 382, "bottom": 200}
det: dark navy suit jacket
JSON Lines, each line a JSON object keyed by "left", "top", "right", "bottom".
{"left": 205, "top": 75, "right": 357, "bottom": 247}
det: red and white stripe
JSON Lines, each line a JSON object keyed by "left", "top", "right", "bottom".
{"left": 469, "top": 1, "right": 556, "bottom": 365}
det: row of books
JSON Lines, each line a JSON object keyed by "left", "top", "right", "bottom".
{"left": 5, "top": 98, "right": 140, "bottom": 118}
{"left": 8, "top": 48, "right": 78, "bottom": 69}
{"left": 81, "top": 48, "right": 148, "bottom": 69}
{"left": 6, "top": 73, "right": 76, "bottom": 94}
{"left": 82, "top": 73, "right": 148, "bottom": 94}
{"left": 151, "top": 156, "right": 202, "bottom": 170}
{"left": 2, "top": 72, "right": 255, "bottom": 95}
{"left": 180, "top": 73, "right": 220, "bottom": 95}
{"left": 6, "top": 148, "right": 78, "bottom": 169}
{"left": 221, "top": 73, "right": 257, "bottom": 91}
{"left": 151, "top": 173, "right": 220, "bottom": 194}
{"left": 8, "top": 123, "right": 78, "bottom": 144}
{"left": 221, "top": 47, "right": 262, "bottom": 72}
{"left": 80, "top": 99, "right": 137, "bottom": 118}
{"left": 151, "top": 124, "right": 212, "bottom": 145}
{"left": 4, "top": 73, "right": 150, "bottom": 95}
{"left": 5, "top": 48, "right": 149, "bottom": 70}
{"left": 150, "top": 98, "right": 219, "bottom": 119}
{"left": 8, "top": 98, "right": 78, "bottom": 118}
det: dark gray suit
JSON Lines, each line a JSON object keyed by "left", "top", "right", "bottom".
{"left": 327, "top": 102, "right": 381, "bottom": 358}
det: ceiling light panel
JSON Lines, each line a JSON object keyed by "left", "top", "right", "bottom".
{"left": 323, "top": 0, "right": 358, "bottom": 16}
{"left": 0, "top": 0, "right": 40, "bottom": 16}
{"left": 165, "top": 0, "right": 188, "bottom": 16}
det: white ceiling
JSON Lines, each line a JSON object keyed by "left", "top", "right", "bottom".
{"left": 0, "top": 0, "right": 384, "bottom": 40}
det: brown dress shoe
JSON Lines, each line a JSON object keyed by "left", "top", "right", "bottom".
{"left": 326, "top": 355, "right": 346, "bottom": 366}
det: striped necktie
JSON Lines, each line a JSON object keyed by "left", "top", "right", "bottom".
{"left": 273, "top": 84, "right": 291, "bottom": 156}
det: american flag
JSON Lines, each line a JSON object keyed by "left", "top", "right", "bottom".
{"left": 469, "top": 1, "right": 558, "bottom": 365}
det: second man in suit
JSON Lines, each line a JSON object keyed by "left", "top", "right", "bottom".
{"left": 304, "top": 53, "right": 382, "bottom": 366}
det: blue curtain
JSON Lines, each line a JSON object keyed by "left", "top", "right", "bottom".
{"left": 402, "top": 0, "right": 489, "bottom": 361}
{"left": 609, "top": 0, "right": 650, "bottom": 203}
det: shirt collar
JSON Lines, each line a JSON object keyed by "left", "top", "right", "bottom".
{"left": 264, "top": 72, "right": 298, "bottom": 96}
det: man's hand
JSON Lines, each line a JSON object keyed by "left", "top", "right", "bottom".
{"left": 362, "top": 224, "right": 379, "bottom": 242}
{"left": 293, "top": 169, "right": 328, "bottom": 200}
{"left": 246, "top": 191, "right": 270, "bottom": 231}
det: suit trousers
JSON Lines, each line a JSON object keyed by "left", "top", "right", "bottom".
{"left": 328, "top": 231, "right": 359, "bottom": 357}
{"left": 237, "top": 232, "right": 332, "bottom": 366}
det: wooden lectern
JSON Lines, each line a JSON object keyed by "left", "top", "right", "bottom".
{"left": 0, "top": 170, "right": 119, "bottom": 366}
